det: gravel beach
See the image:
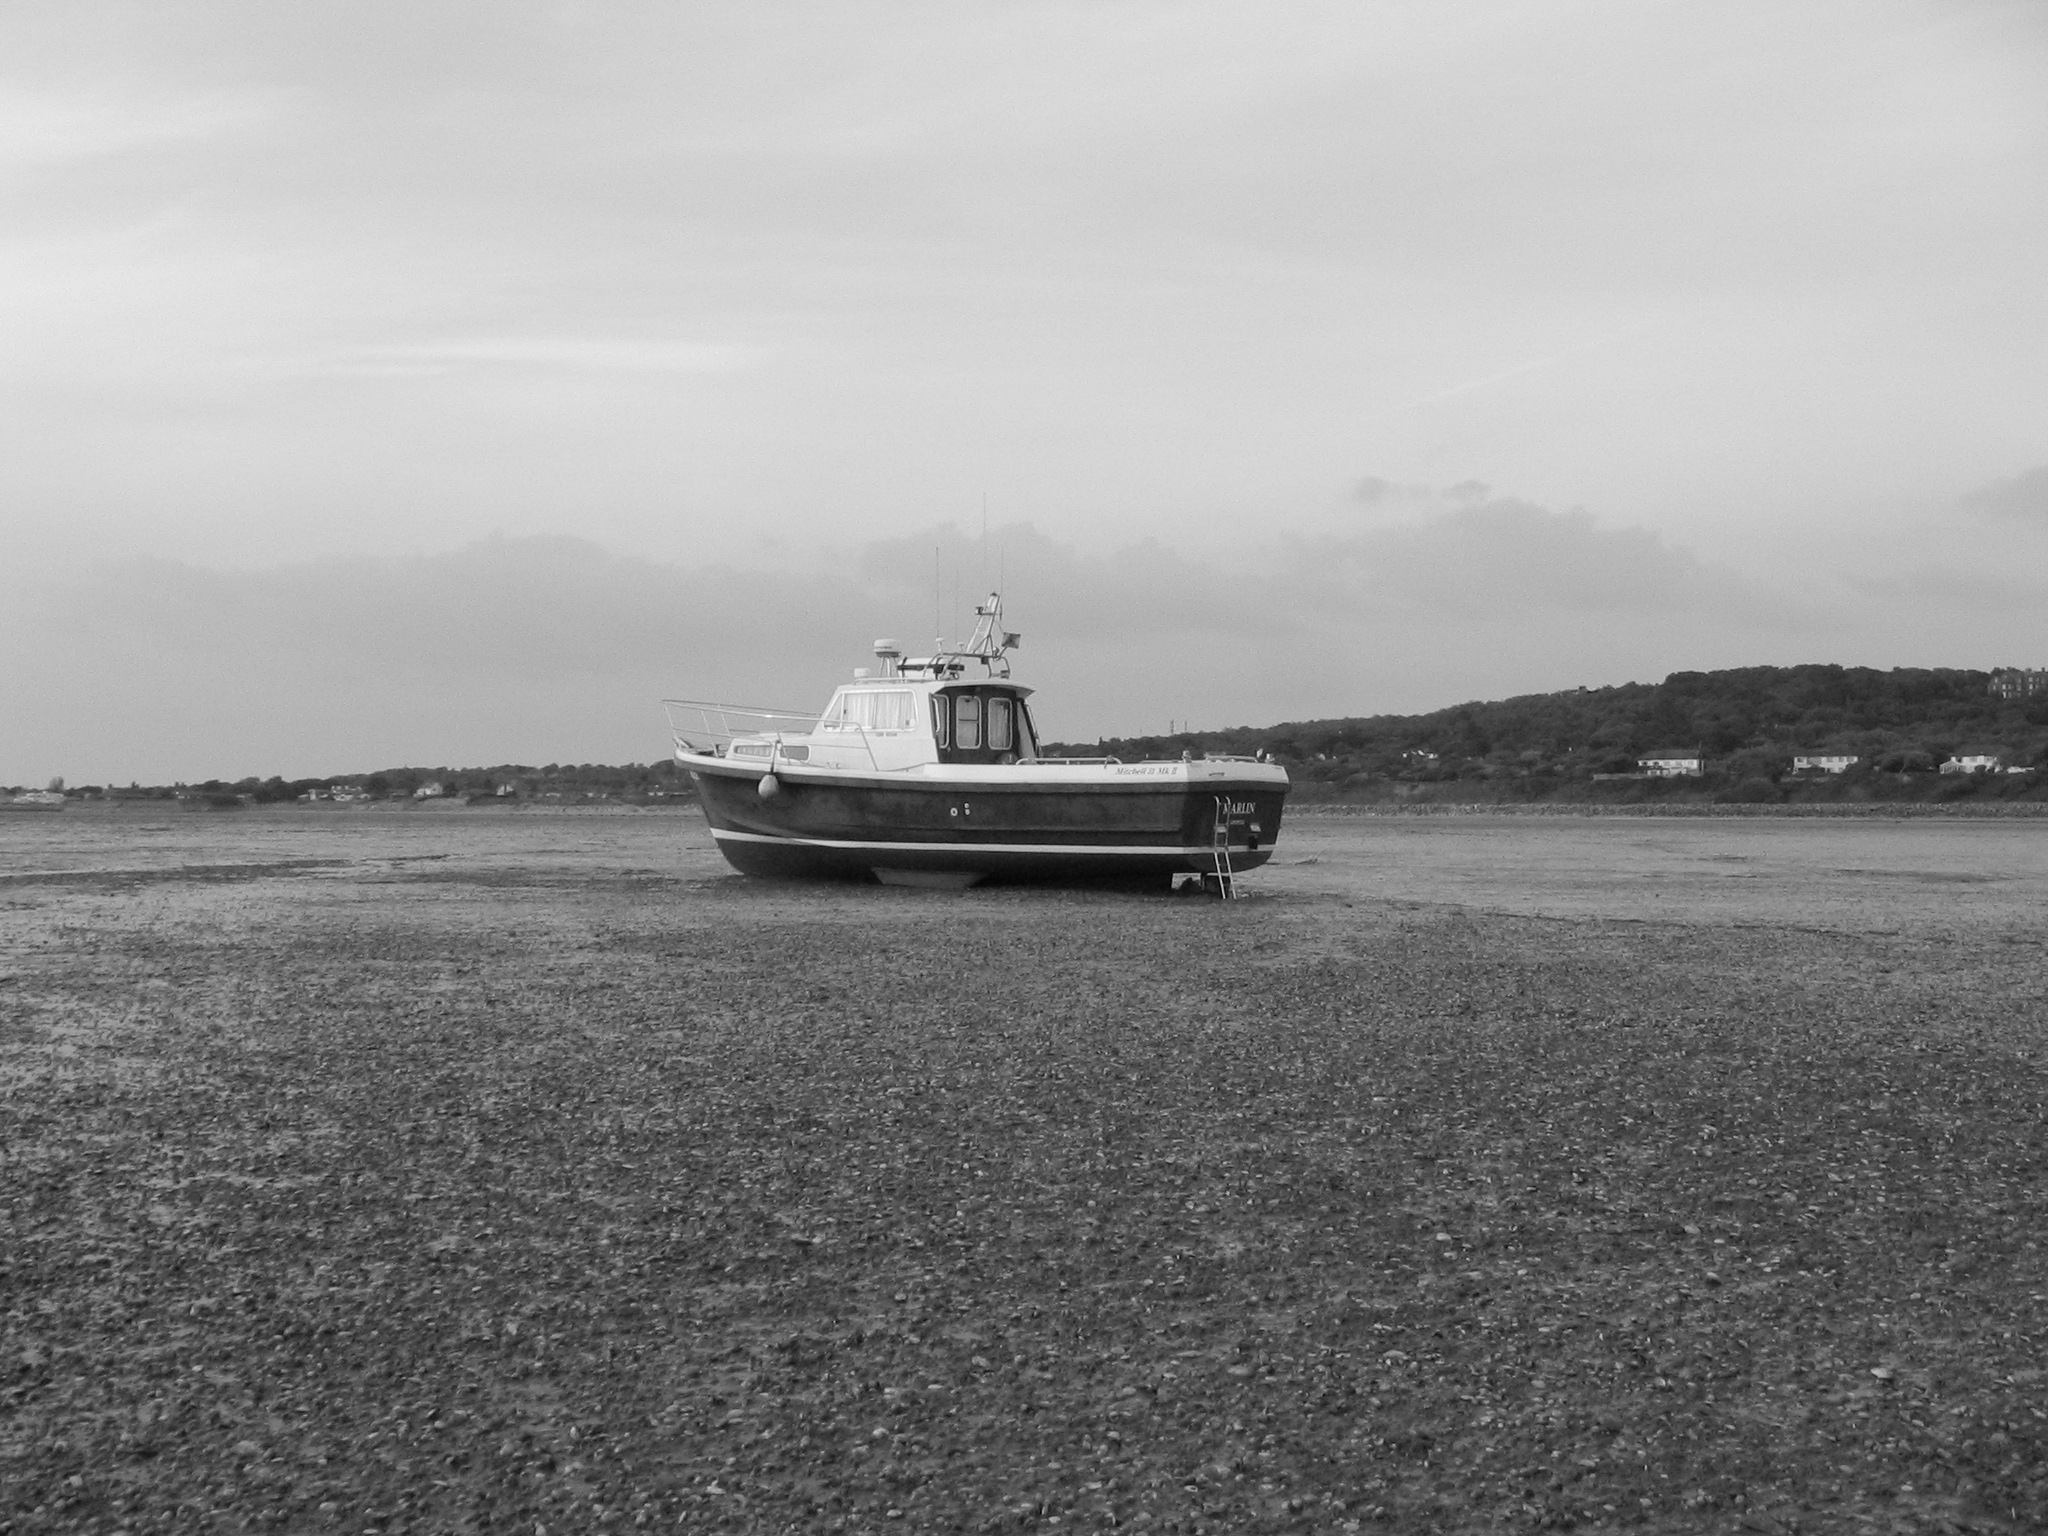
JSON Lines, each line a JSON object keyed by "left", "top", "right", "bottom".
{"left": 5, "top": 805, "right": 2045, "bottom": 1533}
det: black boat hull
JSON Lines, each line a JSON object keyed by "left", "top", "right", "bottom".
{"left": 682, "top": 759, "right": 1288, "bottom": 885}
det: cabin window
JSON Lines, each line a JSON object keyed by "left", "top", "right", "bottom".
{"left": 1016, "top": 699, "right": 1040, "bottom": 758}
{"left": 987, "top": 695, "right": 1013, "bottom": 752}
{"left": 931, "top": 695, "right": 948, "bottom": 748}
{"left": 826, "top": 689, "right": 916, "bottom": 732}
{"left": 956, "top": 694, "right": 982, "bottom": 750}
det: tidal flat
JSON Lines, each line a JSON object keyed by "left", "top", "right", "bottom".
{"left": 4, "top": 806, "right": 2045, "bottom": 1534}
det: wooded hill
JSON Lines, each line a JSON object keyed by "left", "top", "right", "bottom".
{"left": 29, "top": 665, "right": 2048, "bottom": 807}
{"left": 1067, "top": 664, "right": 2048, "bottom": 804}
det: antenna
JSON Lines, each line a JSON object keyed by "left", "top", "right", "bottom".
{"left": 934, "top": 545, "right": 942, "bottom": 650}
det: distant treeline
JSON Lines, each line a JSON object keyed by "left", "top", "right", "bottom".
{"left": 1055, "top": 664, "right": 2048, "bottom": 805}
{"left": 40, "top": 760, "right": 692, "bottom": 805}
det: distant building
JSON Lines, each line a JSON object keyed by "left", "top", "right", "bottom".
{"left": 414, "top": 781, "right": 447, "bottom": 799}
{"left": 1792, "top": 754, "right": 1859, "bottom": 774}
{"left": 1989, "top": 668, "right": 2048, "bottom": 700}
{"left": 1940, "top": 753, "right": 2003, "bottom": 775}
{"left": 1638, "top": 750, "right": 1703, "bottom": 777}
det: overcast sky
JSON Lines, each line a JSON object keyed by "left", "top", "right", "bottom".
{"left": 4, "top": 1, "right": 2046, "bottom": 784}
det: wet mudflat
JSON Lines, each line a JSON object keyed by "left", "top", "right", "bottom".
{"left": 3, "top": 806, "right": 2045, "bottom": 1534}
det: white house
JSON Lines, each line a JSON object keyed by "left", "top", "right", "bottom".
{"left": 1637, "top": 750, "right": 1703, "bottom": 777}
{"left": 1792, "top": 754, "right": 1859, "bottom": 774}
{"left": 1939, "top": 753, "right": 2002, "bottom": 775}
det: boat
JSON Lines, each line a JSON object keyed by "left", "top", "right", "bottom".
{"left": 665, "top": 594, "right": 1289, "bottom": 891}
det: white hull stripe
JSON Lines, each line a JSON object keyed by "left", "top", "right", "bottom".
{"left": 709, "top": 828, "right": 1214, "bottom": 857}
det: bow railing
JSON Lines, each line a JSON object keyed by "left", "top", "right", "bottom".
{"left": 663, "top": 699, "right": 821, "bottom": 757}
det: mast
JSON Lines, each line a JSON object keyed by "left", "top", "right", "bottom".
{"left": 899, "top": 593, "right": 1021, "bottom": 680}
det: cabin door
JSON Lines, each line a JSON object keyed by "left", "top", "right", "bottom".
{"left": 935, "top": 689, "right": 1031, "bottom": 765}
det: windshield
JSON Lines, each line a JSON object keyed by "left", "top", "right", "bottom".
{"left": 823, "top": 689, "right": 918, "bottom": 732}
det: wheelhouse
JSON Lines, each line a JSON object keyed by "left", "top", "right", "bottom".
{"left": 931, "top": 684, "right": 1039, "bottom": 765}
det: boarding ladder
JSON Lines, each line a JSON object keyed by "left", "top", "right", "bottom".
{"left": 1209, "top": 795, "right": 1238, "bottom": 900}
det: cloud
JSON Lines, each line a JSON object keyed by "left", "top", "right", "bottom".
{"left": 1300, "top": 494, "right": 1783, "bottom": 623}
{"left": 1849, "top": 563, "right": 2048, "bottom": 606}
{"left": 315, "top": 338, "right": 762, "bottom": 379}
{"left": 13, "top": 491, "right": 2047, "bottom": 786}
{"left": 1, "top": 503, "right": 1831, "bottom": 783}
{"left": 37, "top": 535, "right": 882, "bottom": 688}
{"left": 1960, "top": 466, "right": 2048, "bottom": 524}
{"left": 0, "top": 3, "right": 2043, "bottom": 599}
{"left": 0, "top": 88, "right": 265, "bottom": 168}
{"left": 1351, "top": 476, "right": 1431, "bottom": 507}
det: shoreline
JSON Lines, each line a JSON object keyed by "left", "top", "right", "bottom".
{"left": 1289, "top": 799, "right": 2048, "bottom": 818}
{"left": 23, "top": 797, "right": 2048, "bottom": 822}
